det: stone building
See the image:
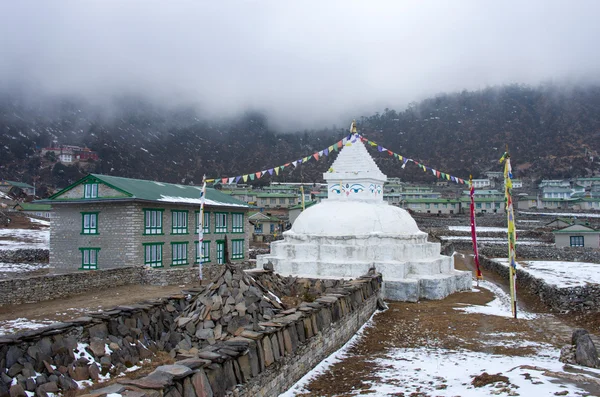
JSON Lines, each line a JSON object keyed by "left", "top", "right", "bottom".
{"left": 553, "top": 224, "right": 600, "bottom": 248}
{"left": 39, "top": 174, "right": 251, "bottom": 271}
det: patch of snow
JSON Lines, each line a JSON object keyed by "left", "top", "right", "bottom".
{"left": 519, "top": 211, "right": 600, "bottom": 218}
{"left": 158, "top": 195, "right": 249, "bottom": 208}
{"left": 0, "top": 318, "right": 54, "bottom": 336}
{"left": 493, "top": 259, "right": 600, "bottom": 288}
{"left": 140, "top": 147, "right": 149, "bottom": 153}
{"left": 518, "top": 220, "right": 541, "bottom": 223}
{"left": 126, "top": 365, "right": 141, "bottom": 372}
{"left": 0, "top": 228, "right": 49, "bottom": 250}
{"left": 448, "top": 226, "right": 511, "bottom": 232}
{"left": 28, "top": 217, "right": 50, "bottom": 226}
{"left": 0, "top": 262, "right": 49, "bottom": 273}
{"left": 280, "top": 310, "right": 379, "bottom": 396}
{"left": 454, "top": 280, "right": 538, "bottom": 319}
{"left": 267, "top": 291, "right": 283, "bottom": 305}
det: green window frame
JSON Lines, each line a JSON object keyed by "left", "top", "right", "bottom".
{"left": 171, "top": 210, "right": 188, "bottom": 234}
{"left": 81, "top": 212, "right": 99, "bottom": 235}
{"left": 144, "top": 209, "right": 164, "bottom": 235}
{"left": 232, "top": 213, "right": 244, "bottom": 233}
{"left": 215, "top": 212, "right": 227, "bottom": 233}
{"left": 171, "top": 242, "right": 188, "bottom": 266}
{"left": 570, "top": 236, "right": 584, "bottom": 247}
{"left": 143, "top": 242, "right": 164, "bottom": 268}
{"left": 196, "top": 211, "right": 210, "bottom": 234}
{"left": 79, "top": 248, "right": 100, "bottom": 270}
{"left": 83, "top": 183, "right": 98, "bottom": 199}
{"left": 216, "top": 240, "right": 225, "bottom": 264}
{"left": 195, "top": 240, "right": 211, "bottom": 263}
{"left": 231, "top": 239, "right": 244, "bottom": 260}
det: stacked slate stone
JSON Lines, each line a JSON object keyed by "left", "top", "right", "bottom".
{"left": 175, "top": 264, "right": 287, "bottom": 348}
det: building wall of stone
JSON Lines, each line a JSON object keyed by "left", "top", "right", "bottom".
{"left": 50, "top": 201, "right": 251, "bottom": 271}
{"left": 50, "top": 202, "right": 138, "bottom": 270}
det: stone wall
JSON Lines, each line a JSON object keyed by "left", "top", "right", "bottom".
{"left": 0, "top": 294, "right": 189, "bottom": 397}
{"left": 0, "top": 269, "right": 382, "bottom": 397}
{"left": 0, "top": 249, "right": 48, "bottom": 263}
{"left": 0, "top": 266, "right": 200, "bottom": 306}
{"left": 106, "top": 273, "right": 382, "bottom": 397}
{"left": 480, "top": 256, "right": 600, "bottom": 313}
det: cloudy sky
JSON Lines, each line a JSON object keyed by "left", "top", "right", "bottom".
{"left": 1, "top": 1, "right": 599, "bottom": 129}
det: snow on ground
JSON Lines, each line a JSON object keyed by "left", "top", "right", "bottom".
{"left": 280, "top": 311, "right": 378, "bottom": 397}
{"left": 494, "top": 259, "right": 600, "bottom": 288}
{"left": 282, "top": 282, "right": 595, "bottom": 397}
{"left": 439, "top": 236, "right": 552, "bottom": 246}
{"left": 369, "top": 347, "right": 587, "bottom": 397}
{"left": 455, "top": 280, "right": 538, "bottom": 319}
{"left": 28, "top": 217, "right": 50, "bottom": 226}
{"left": 448, "top": 226, "right": 512, "bottom": 232}
{"left": 519, "top": 210, "right": 600, "bottom": 218}
{"left": 0, "top": 262, "right": 49, "bottom": 273}
{"left": 0, "top": 228, "right": 49, "bottom": 250}
{"left": 518, "top": 220, "right": 542, "bottom": 223}
{"left": 0, "top": 318, "right": 54, "bottom": 335}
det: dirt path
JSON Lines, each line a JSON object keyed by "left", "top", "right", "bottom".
{"left": 0, "top": 284, "right": 195, "bottom": 334}
{"left": 290, "top": 255, "right": 600, "bottom": 396}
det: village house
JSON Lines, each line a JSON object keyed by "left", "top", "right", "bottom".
{"left": 13, "top": 202, "right": 52, "bottom": 218}
{"left": 401, "top": 198, "right": 462, "bottom": 214}
{"left": 248, "top": 211, "right": 285, "bottom": 241}
{"left": 552, "top": 224, "right": 600, "bottom": 248}
{"left": 0, "top": 180, "right": 35, "bottom": 196}
{"left": 288, "top": 201, "right": 317, "bottom": 225}
{"left": 255, "top": 193, "right": 300, "bottom": 209}
{"left": 38, "top": 174, "right": 251, "bottom": 271}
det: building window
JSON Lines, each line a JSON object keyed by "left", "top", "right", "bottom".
{"left": 261, "top": 198, "right": 266, "bottom": 205}
{"left": 196, "top": 211, "right": 210, "bottom": 234}
{"left": 172, "top": 210, "right": 188, "bottom": 234}
{"left": 216, "top": 240, "right": 225, "bottom": 264}
{"left": 232, "top": 239, "right": 244, "bottom": 260}
{"left": 84, "top": 183, "right": 98, "bottom": 199}
{"left": 232, "top": 213, "right": 244, "bottom": 233}
{"left": 171, "top": 242, "right": 188, "bottom": 266}
{"left": 425, "top": 203, "right": 430, "bottom": 209}
{"left": 144, "top": 243, "right": 163, "bottom": 268}
{"left": 81, "top": 212, "right": 99, "bottom": 234}
{"left": 279, "top": 198, "right": 285, "bottom": 204}
{"left": 144, "top": 209, "right": 163, "bottom": 235}
{"left": 254, "top": 223, "right": 263, "bottom": 233}
{"left": 80, "top": 248, "right": 100, "bottom": 270}
{"left": 215, "top": 212, "right": 227, "bottom": 233}
{"left": 570, "top": 236, "right": 584, "bottom": 247}
{"left": 486, "top": 203, "right": 492, "bottom": 209}
{"left": 270, "top": 198, "right": 276, "bottom": 204}
{"left": 195, "top": 240, "right": 211, "bottom": 263}
{"left": 476, "top": 203, "right": 482, "bottom": 209}
{"left": 289, "top": 198, "right": 295, "bottom": 204}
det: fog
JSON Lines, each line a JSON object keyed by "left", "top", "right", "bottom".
{"left": 1, "top": 1, "right": 599, "bottom": 130}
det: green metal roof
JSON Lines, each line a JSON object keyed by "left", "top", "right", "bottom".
{"left": 16, "top": 202, "right": 52, "bottom": 211}
{"left": 289, "top": 200, "right": 318, "bottom": 210}
{"left": 3, "top": 181, "right": 34, "bottom": 189}
{"left": 44, "top": 174, "right": 250, "bottom": 208}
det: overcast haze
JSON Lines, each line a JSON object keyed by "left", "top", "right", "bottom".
{"left": 1, "top": 1, "right": 600, "bottom": 129}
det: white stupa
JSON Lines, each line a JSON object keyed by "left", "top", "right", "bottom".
{"left": 257, "top": 132, "right": 471, "bottom": 301}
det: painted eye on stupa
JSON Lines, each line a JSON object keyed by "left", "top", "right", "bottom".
{"left": 330, "top": 185, "right": 341, "bottom": 194}
{"left": 369, "top": 184, "right": 375, "bottom": 193}
{"left": 377, "top": 185, "right": 382, "bottom": 194}
{"left": 349, "top": 184, "right": 364, "bottom": 194}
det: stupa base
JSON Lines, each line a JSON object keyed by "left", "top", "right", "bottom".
{"left": 383, "top": 271, "right": 472, "bottom": 302}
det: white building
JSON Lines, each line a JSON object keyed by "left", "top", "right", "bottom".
{"left": 257, "top": 134, "right": 470, "bottom": 301}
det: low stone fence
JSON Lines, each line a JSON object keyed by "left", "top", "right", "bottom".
{"left": 0, "top": 269, "right": 382, "bottom": 397}
{"left": 0, "top": 262, "right": 260, "bottom": 306}
{"left": 109, "top": 273, "right": 382, "bottom": 397}
{"left": 0, "top": 249, "right": 48, "bottom": 263}
{"left": 0, "top": 293, "right": 190, "bottom": 397}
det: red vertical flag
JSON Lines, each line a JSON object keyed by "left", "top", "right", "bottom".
{"left": 469, "top": 177, "right": 483, "bottom": 280}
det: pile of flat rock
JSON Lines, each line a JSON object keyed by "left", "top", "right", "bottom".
{"left": 174, "top": 264, "right": 287, "bottom": 349}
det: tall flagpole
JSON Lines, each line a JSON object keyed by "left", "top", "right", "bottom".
{"left": 199, "top": 175, "right": 207, "bottom": 281}
{"left": 469, "top": 175, "right": 483, "bottom": 285}
{"left": 500, "top": 149, "right": 517, "bottom": 319}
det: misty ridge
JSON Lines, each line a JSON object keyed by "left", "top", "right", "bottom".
{"left": 1, "top": 82, "right": 600, "bottom": 194}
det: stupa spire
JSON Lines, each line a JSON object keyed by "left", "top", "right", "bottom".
{"left": 324, "top": 121, "right": 387, "bottom": 202}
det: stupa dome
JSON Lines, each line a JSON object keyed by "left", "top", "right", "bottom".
{"left": 291, "top": 200, "right": 422, "bottom": 237}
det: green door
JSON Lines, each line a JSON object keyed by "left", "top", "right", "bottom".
{"left": 216, "top": 240, "right": 225, "bottom": 264}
